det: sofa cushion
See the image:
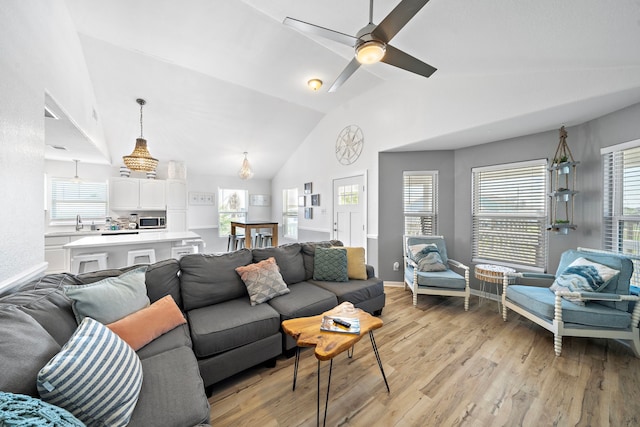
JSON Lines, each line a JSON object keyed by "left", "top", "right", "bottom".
{"left": 0, "top": 391, "right": 84, "bottom": 426}
{"left": 136, "top": 323, "right": 193, "bottom": 360}
{"left": 506, "top": 285, "right": 631, "bottom": 329}
{"left": 127, "top": 346, "right": 210, "bottom": 427}
{"left": 313, "top": 247, "right": 349, "bottom": 282}
{"left": 37, "top": 318, "right": 143, "bottom": 427}
{"left": 309, "top": 277, "right": 384, "bottom": 306}
{"left": 252, "top": 243, "right": 306, "bottom": 285}
{"left": 179, "top": 250, "right": 252, "bottom": 310}
{"left": 301, "top": 240, "right": 343, "bottom": 280}
{"left": 267, "top": 281, "right": 338, "bottom": 321}
{"left": 0, "top": 306, "right": 61, "bottom": 396}
{"left": 187, "top": 298, "right": 281, "bottom": 358}
{"left": 550, "top": 257, "right": 620, "bottom": 306}
{"left": 405, "top": 264, "right": 466, "bottom": 290}
{"left": 235, "top": 257, "right": 290, "bottom": 305}
{"left": 75, "top": 259, "right": 182, "bottom": 307}
{"left": 64, "top": 266, "right": 150, "bottom": 324}
{"left": 107, "top": 295, "right": 186, "bottom": 351}
{"left": 0, "top": 287, "right": 77, "bottom": 347}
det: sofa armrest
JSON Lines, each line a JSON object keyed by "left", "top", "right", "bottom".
{"left": 365, "top": 264, "right": 376, "bottom": 278}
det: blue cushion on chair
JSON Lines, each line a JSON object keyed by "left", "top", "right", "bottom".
{"left": 406, "top": 236, "right": 449, "bottom": 265}
{"left": 405, "top": 264, "right": 466, "bottom": 290}
{"left": 506, "top": 285, "right": 631, "bottom": 329}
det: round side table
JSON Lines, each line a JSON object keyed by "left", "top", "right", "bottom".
{"left": 474, "top": 264, "right": 516, "bottom": 313}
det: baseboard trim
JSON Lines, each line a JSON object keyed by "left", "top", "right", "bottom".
{"left": 384, "top": 281, "right": 405, "bottom": 287}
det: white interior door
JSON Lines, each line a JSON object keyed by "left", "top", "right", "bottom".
{"left": 333, "top": 175, "right": 365, "bottom": 248}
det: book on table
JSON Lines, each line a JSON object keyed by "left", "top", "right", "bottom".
{"left": 320, "top": 316, "right": 361, "bottom": 334}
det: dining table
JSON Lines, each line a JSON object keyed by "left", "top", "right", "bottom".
{"left": 230, "top": 220, "right": 278, "bottom": 248}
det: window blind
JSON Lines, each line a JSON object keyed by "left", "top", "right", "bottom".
{"left": 602, "top": 140, "right": 640, "bottom": 287}
{"left": 403, "top": 171, "right": 438, "bottom": 235}
{"left": 50, "top": 178, "right": 108, "bottom": 220}
{"left": 472, "top": 160, "right": 547, "bottom": 271}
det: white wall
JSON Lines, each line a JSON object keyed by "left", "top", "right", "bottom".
{"left": 0, "top": 1, "right": 106, "bottom": 287}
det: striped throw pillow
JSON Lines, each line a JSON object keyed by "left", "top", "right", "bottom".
{"left": 37, "top": 317, "right": 143, "bottom": 427}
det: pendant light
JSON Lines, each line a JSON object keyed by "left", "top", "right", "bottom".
{"left": 71, "top": 159, "right": 82, "bottom": 183}
{"left": 238, "top": 152, "right": 254, "bottom": 180}
{"left": 123, "top": 98, "right": 158, "bottom": 172}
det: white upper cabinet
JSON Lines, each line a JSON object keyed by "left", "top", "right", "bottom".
{"left": 110, "top": 178, "right": 166, "bottom": 210}
{"left": 166, "top": 179, "right": 187, "bottom": 210}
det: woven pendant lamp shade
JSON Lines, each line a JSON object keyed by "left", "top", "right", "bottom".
{"left": 123, "top": 138, "right": 158, "bottom": 172}
{"left": 123, "top": 98, "right": 158, "bottom": 172}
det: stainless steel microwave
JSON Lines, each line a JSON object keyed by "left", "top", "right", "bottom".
{"left": 138, "top": 216, "right": 166, "bottom": 229}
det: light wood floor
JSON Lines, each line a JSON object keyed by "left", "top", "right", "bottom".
{"left": 207, "top": 286, "right": 640, "bottom": 427}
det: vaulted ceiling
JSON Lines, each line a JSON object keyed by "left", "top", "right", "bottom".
{"left": 51, "top": 0, "right": 640, "bottom": 178}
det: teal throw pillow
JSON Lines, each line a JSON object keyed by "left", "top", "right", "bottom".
{"left": 549, "top": 257, "right": 620, "bottom": 306}
{"left": 64, "top": 266, "right": 150, "bottom": 324}
{"left": 414, "top": 244, "right": 447, "bottom": 272}
{"left": 37, "top": 317, "right": 143, "bottom": 427}
{"left": 314, "top": 247, "right": 349, "bottom": 282}
{"left": 0, "top": 391, "right": 85, "bottom": 426}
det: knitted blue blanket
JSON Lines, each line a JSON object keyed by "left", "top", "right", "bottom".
{"left": 0, "top": 391, "right": 84, "bottom": 427}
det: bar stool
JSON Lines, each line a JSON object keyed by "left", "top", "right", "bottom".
{"left": 261, "top": 232, "right": 273, "bottom": 247}
{"left": 71, "top": 253, "right": 108, "bottom": 274}
{"left": 254, "top": 232, "right": 263, "bottom": 248}
{"left": 227, "top": 234, "right": 246, "bottom": 251}
{"left": 127, "top": 249, "right": 157, "bottom": 266}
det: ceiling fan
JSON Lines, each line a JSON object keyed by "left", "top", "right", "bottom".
{"left": 284, "top": 0, "right": 437, "bottom": 92}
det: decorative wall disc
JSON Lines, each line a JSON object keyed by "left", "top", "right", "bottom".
{"left": 335, "top": 125, "right": 364, "bottom": 165}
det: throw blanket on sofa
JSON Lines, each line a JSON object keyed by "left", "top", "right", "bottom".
{"left": 0, "top": 391, "right": 85, "bottom": 426}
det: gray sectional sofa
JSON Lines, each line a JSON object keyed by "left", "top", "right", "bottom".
{"left": 0, "top": 240, "right": 384, "bottom": 425}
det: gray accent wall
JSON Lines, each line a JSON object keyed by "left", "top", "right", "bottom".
{"left": 378, "top": 102, "right": 640, "bottom": 283}
{"left": 378, "top": 151, "right": 455, "bottom": 281}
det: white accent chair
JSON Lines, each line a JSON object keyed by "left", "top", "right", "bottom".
{"left": 502, "top": 248, "right": 640, "bottom": 357}
{"left": 403, "top": 235, "right": 470, "bottom": 310}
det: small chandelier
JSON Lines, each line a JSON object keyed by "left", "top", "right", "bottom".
{"left": 238, "top": 152, "right": 253, "bottom": 180}
{"left": 123, "top": 98, "right": 158, "bottom": 172}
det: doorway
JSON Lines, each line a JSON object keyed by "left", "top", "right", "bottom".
{"left": 332, "top": 174, "right": 366, "bottom": 249}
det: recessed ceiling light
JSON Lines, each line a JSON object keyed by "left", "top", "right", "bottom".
{"left": 307, "top": 79, "right": 323, "bottom": 91}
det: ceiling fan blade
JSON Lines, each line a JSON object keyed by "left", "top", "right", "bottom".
{"left": 328, "top": 58, "right": 361, "bottom": 92}
{"left": 381, "top": 44, "right": 437, "bottom": 78}
{"left": 283, "top": 17, "right": 358, "bottom": 47}
{"left": 372, "top": 0, "right": 430, "bottom": 42}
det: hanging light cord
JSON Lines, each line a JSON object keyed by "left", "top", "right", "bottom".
{"left": 139, "top": 102, "right": 144, "bottom": 138}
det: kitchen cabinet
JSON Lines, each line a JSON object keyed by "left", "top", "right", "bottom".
{"left": 166, "top": 179, "right": 187, "bottom": 209}
{"left": 110, "top": 178, "right": 166, "bottom": 210}
{"left": 45, "top": 235, "right": 87, "bottom": 273}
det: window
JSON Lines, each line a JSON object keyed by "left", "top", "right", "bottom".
{"left": 472, "top": 160, "right": 547, "bottom": 271}
{"left": 218, "top": 189, "right": 248, "bottom": 237}
{"left": 50, "top": 178, "right": 108, "bottom": 222}
{"left": 403, "top": 171, "right": 438, "bottom": 235}
{"left": 338, "top": 184, "right": 359, "bottom": 205}
{"left": 602, "top": 139, "right": 640, "bottom": 286}
{"left": 282, "top": 188, "right": 298, "bottom": 239}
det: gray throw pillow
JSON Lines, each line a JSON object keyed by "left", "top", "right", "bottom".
{"left": 415, "top": 244, "right": 447, "bottom": 272}
{"left": 313, "top": 247, "right": 348, "bottom": 282}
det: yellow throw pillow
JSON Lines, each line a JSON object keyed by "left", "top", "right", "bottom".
{"left": 343, "top": 247, "right": 367, "bottom": 280}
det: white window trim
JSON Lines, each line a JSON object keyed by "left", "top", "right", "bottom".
{"left": 472, "top": 159, "right": 548, "bottom": 272}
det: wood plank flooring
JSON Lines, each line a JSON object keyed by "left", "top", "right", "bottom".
{"left": 207, "top": 286, "right": 640, "bottom": 426}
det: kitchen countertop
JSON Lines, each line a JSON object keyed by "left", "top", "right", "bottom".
{"left": 45, "top": 229, "right": 158, "bottom": 237}
{"left": 63, "top": 231, "right": 202, "bottom": 249}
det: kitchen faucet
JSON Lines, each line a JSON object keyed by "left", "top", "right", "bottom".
{"left": 76, "top": 214, "right": 83, "bottom": 231}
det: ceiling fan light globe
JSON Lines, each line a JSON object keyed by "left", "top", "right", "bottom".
{"left": 355, "top": 40, "right": 386, "bottom": 64}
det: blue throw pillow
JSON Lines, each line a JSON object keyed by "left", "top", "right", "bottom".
{"left": 313, "top": 247, "right": 349, "bottom": 282}
{"left": 37, "top": 317, "right": 143, "bottom": 427}
{"left": 414, "top": 244, "right": 447, "bottom": 272}
{"left": 550, "top": 257, "right": 620, "bottom": 305}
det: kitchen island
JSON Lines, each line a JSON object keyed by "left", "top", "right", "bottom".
{"left": 64, "top": 231, "right": 204, "bottom": 271}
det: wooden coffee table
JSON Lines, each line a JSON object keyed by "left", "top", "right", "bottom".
{"left": 281, "top": 304, "right": 389, "bottom": 427}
